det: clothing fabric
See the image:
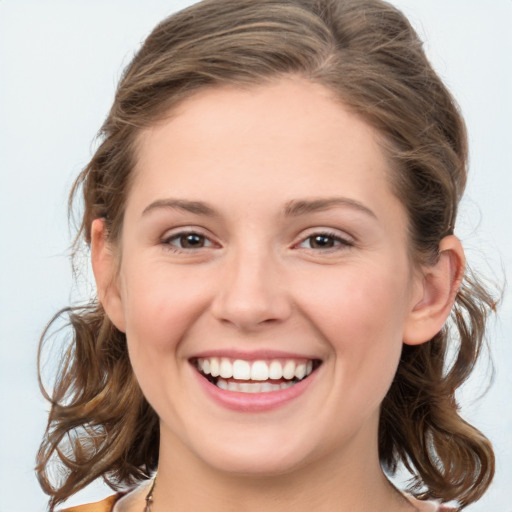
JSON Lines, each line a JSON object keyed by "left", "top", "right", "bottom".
{"left": 61, "top": 494, "right": 121, "bottom": 512}
{"left": 61, "top": 493, "right": 457, "bottom": 511}
{"left": 404, "top": 494, "right": 458, "bottom": 511}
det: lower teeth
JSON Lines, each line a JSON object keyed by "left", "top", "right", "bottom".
{"left": 216, "top": 378, "right": 295, "bottom": 393}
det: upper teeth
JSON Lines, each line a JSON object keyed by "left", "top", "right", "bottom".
{"left": 197, "top": 357, "right": 314, "bottom": 381}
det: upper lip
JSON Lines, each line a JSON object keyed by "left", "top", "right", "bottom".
{"left": 189, "top": 349, "right": 321, "bottom": 361}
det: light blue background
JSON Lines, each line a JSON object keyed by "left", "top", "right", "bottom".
{"left": 0, "top": 1, "right": 510, "bottom": 510}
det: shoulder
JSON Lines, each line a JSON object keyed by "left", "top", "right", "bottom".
{"left": 61, "top": 494, "right": 120, "bottom": 512}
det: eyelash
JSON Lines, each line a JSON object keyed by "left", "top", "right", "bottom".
{"left": 162, "top": 230, "right": 216, "bottom": 252}
{"left": 296, "top": 231, "right": 354, "bottom": 251}
{"left": 161, "top": 229, "right": 353, "bottom": 254}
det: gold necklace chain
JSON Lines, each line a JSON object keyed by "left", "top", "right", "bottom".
{"left": 140, "top": 476, "right": 459, "bottom": 511}
{"left": 143, "top": 477, "right": 156, "bottom": 512}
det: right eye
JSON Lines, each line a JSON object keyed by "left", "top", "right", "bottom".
{"left": 163, "top": 231, "right": 215, "bottom": 251}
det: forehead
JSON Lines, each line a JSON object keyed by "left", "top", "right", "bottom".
{"left": 129, "top": 78, "right": 404, "bottom": 227}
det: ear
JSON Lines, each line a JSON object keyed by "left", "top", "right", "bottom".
{"left": 403, "top": 235, "right": 465, "bottom": 346}
{"left": 91, "top": 218, "right": 126, "bottom": 332}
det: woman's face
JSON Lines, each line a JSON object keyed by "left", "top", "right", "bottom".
{"left": 105, "top": 79, "right": 426, "bottom": 476}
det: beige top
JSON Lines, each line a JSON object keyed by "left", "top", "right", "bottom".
{"left": 405, "top": 494, "right": 456, "bottom": 511}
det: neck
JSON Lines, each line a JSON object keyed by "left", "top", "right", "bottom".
{"left": 150, "top": 425, "right": 410, "bottom": 512}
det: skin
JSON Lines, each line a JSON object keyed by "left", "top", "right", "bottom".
{"left": 92, "top": 78, "right": 464, "bottom": 512}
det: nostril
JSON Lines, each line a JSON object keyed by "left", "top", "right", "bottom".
{"left": 211, "top": 292, "right": 292, "bottom": 331}
{"left": 212, "top": 302, "right": 291, "bottom": 330}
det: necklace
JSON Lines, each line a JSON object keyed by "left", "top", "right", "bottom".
{"left": 143, "top": 477, "right": 156, "bottom": 512}
{"left": 140, "top": 476, "right": 451, "bottom": 511}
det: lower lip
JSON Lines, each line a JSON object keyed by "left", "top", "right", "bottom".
{"left": 193, "top": 367, "right": 318, "bottom": 413}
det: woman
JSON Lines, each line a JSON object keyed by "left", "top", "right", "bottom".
{"left": 36, "top": 0, "right": 497, "bottom": 511}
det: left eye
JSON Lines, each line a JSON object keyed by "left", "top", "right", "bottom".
{"left": 165, "top": 232, "right": 213, "bottom": 249}
{"left": 299, "top": 233, "right": 351, "bottom": 250}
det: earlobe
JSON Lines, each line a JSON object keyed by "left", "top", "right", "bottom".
{"left": 403, "top": 235, "right": 465, "bottom": 346}
{"left": 91, "top": 218, "right": 126, "bottom": 332}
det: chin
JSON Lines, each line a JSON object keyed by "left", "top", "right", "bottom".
{"left": 202, "top": 445, "right": 310, "bottom": 478}
{"left": 171, "top": 421, "right": 318, "bottom": 478}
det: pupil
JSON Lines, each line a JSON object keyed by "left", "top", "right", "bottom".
{"left": 312, "top": 235, "right": 333, "bottom": 248}
{"left": 181, "top": 234, "right": 203, "bottom": 248}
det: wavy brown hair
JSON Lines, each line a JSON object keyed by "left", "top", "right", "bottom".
{"left": 37, "top": 0, "right": 497, "bottom": 510}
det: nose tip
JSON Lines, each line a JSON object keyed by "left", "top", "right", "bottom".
{"left": 210, "top": 256, "right": 291, "bottom": 331}
{"left": 215, "top": 303, "right": 282, "bottom": 331}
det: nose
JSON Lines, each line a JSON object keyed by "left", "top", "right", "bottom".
{"left": 211, "top": 247, "right": 292, "bottom": 331}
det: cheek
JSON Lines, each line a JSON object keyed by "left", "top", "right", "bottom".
{"left": 298, "top": 261, "right": 411, "bottom": 340}
{"left": 119, "top": 259, "right": 210, "bottom": 355}
{"left": 118, "top": 261, "right": 209, "bottom": 412}
{"left": 294, "top": 263, "right": 411, "bottom": 398}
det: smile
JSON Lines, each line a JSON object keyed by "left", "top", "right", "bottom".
{"left": 194, "top": 357, "right": 320, "bottom": 393}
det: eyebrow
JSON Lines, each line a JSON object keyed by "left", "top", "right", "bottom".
{"left": 142, "top": 199, "right": 217, "bottom": 217}
{"left": 141, "top": 196, "right": 376, "bottom": 219}
{"left": 284, "top": 197, "right": 377, "bottom": 219}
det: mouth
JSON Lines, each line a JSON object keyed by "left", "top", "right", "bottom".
{"left": 192, "top": 357, "right": 322, "bottom": 393}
